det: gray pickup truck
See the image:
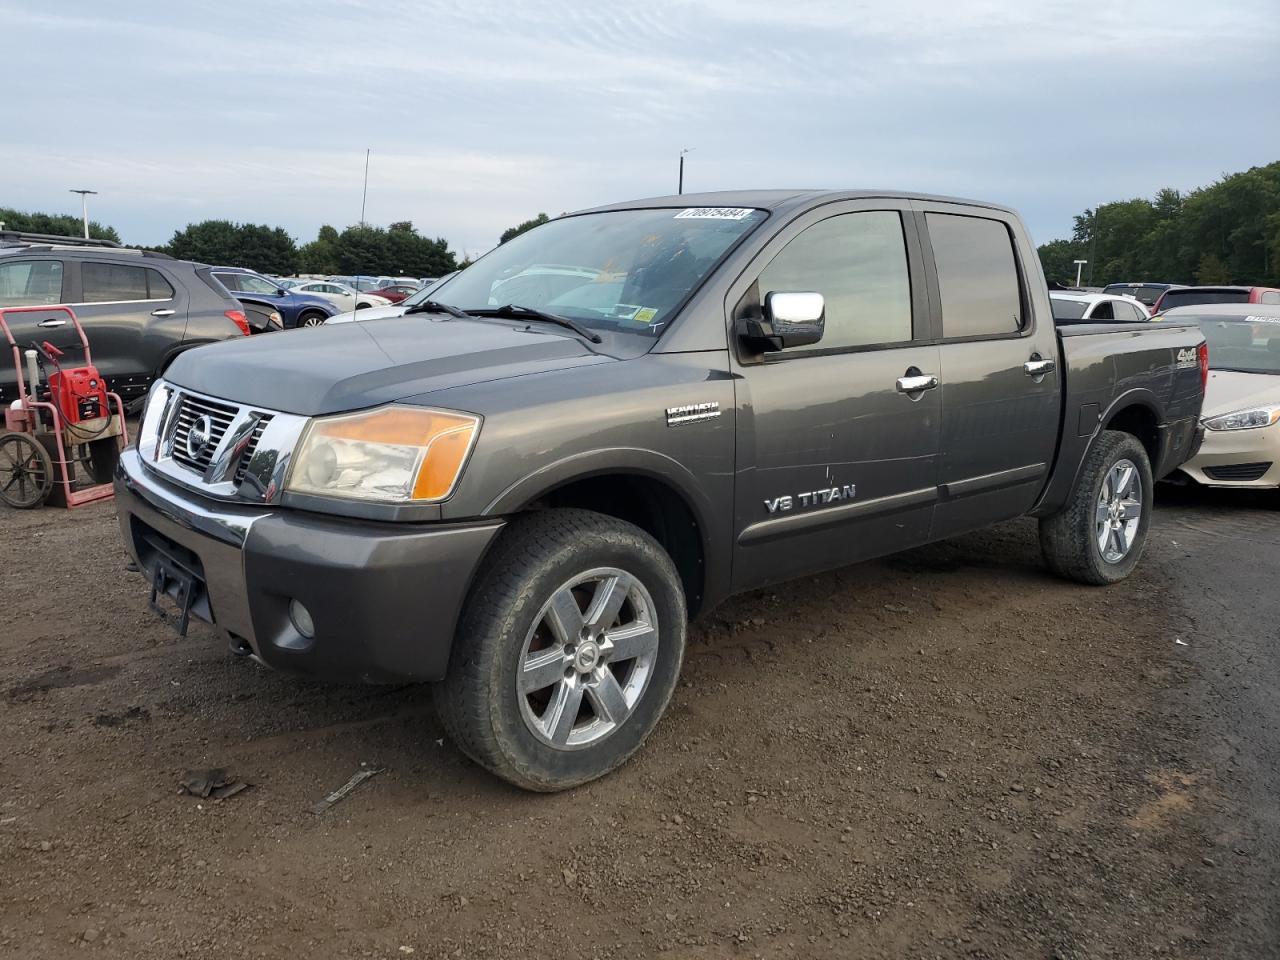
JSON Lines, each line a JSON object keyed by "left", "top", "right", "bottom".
{"left": 114, "top": 190, "right": 1207, "bottom": 790}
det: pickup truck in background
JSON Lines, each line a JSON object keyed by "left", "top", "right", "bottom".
{"left": 114, "top": 190, "right": 1207, "bottom": 791}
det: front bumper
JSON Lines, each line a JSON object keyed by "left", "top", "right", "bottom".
{"left": 1179, "top": 421, "right": 1280, "bottom": 488}
{"left": 114, "top": 448, "right": 502, "bottom": 683}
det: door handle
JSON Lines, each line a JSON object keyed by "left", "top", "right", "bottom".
{"left": 896, "top": 374, "right": 939, "bottom": 393}
{"left": 151, "top": 308, "right": 176, "bottom": 317}
{"left": 1024, "top": 358, "right": 1056, "bottom": 377}
{"left": 37, "top": 319, "right": 66, "bottom": 328}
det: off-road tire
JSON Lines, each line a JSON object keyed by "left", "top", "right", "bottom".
{"left": 434, "top": 509, "right": 686, "bottom": 791}
{"left": 1039, "top": 430, "right": 1153, "bottom": 585}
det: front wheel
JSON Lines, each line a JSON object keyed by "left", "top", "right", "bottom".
{"left": 434, "top": 509, "right": 686, "bottom": 791}
{"left": 1039, "top": 430, "right": 1153, "bottom": 585}
{"left": 298, "top": 311, "right": 327, "bottom": 327}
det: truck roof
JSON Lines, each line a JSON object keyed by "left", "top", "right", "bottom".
{"left": 574, "top": 189, "right": 1018, "bottom": 218}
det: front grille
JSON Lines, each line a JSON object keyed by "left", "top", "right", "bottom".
{"left": 232, "top": 416, "right": 272, "bottom": 485}
{"left": 1203, "top": 462, "right": 1272, "bottom": 482}
{"left": 170, "top": 394, "right": 238, "bottom": 473}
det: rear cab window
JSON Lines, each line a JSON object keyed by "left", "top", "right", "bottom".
{"left": 1161, "top": 289, "right": 1249, "bottom": 309}
{"left": 926, "top": 213, "right": 1024, "bottom": 338}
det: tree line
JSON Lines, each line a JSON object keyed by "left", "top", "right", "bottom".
{"left": 0, "top": 206, "right": 560, "bottom": 278}
{"left": 20, "top": 159, "right": 1275, "bottom": 289}
{"left": 0, "top": 207, "right": 121, "bottom": 244}
{"left": 1038, "top": 161, "right": 1280, "bottom": 288}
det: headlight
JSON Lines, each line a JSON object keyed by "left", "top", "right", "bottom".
{"left": 286, "top": 406, "right": 480, "bottom": 502}
{"left": 1202, "top": 406, "right": 1280, "bottom": 431}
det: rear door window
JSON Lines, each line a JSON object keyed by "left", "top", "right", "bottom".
{"left": 1262, "top": 291, "right": 1280, "bottom": 304}
{"left": 1089, "top": 301, "right": 1115, "bottom": 321}
{"left": 1050, "top": 298, "right": 1088, "bottom": 321}
{"left": 927, "top": 213, "right": 1023, "bottom": 338}
{"left": 0, "top": 260, "right": 64, "bottom": 305}
{"left": 82, "top": 262, "right": 148, "bottom": 302}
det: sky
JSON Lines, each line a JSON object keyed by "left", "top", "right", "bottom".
{"left": 3, "top": 0, "right": 1278, "bottom": 260}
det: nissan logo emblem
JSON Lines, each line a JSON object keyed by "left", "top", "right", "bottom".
{"left": 186, "top": 414, "right": 214, "bottom": 460}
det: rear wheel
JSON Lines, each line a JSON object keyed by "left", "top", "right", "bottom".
{"left": 434, "top": 509, "right": 686, "bottom": 791}
{"left": 0, "top": 432, "right": 54, "bottom": 509}
{"left": 299, "top": 311, "right": 327, "bottom": 327}
{"left": 1039, "top": 430, "right": 1153, "bottom": 584}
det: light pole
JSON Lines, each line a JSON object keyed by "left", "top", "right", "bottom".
{"left": 1073, "top": 259, "right": 1088, "bottom": 288}
{"left": 359, "top": 149, "right": 371, "bottom": 227}
{"left": 678, "top": 148, "right": 692, "bottom": 195}
{"left": 69, "top": 189, "right": 97, "bottom": 239}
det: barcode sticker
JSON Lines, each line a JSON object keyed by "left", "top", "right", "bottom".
{"left": 674, "top": 207, "right": 754, "bottom": 220}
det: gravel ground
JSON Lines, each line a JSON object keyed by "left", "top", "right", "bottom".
{"left": 0, "top": 487, "right": 1276, "bottom": 958}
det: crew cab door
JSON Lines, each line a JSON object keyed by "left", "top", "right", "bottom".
{"left": 729, "top": 201, "right": 941, "bottom": 592}
{"left": 914, "top": 203, "right": 1061, "bottom": 538}
{"left": 71, "top": 260, "right": 189, "bottom": 406}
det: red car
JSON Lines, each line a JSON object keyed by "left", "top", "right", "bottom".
{"left": 1152, "top": 285, "right": 1280, "bottom": 314}
{"left": 371, "top": 283, "right": 420, "bottom": 304}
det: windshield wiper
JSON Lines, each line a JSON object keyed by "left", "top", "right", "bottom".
{"left": 469, "top": 303, "right": 603, "bottom": 344}
{"left": 404, "top": 300, "right": 472, "bottom": 319}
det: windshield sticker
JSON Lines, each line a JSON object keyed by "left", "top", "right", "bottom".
{"left": 674, "top": 207, "right": 754, "bottom": 220}
{"left": 633, "top": 307, "right": 659, "bottom": 325}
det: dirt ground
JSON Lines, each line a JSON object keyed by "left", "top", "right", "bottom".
{"left": 1, "top": 485, "right": 1277, "bottom": 959}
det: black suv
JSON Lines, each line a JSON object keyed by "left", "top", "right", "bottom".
{"left": 0, "top": 233, "right": 248, "bottom": 408}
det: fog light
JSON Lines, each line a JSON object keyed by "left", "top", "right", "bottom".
{"left": 289, "top": 599, "right": 315, "bottom": 638}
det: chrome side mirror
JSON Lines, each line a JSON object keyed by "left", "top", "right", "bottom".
{"left": 738, "top": 291, "right": 826, "bottom": 351}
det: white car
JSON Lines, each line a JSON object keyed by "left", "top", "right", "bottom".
{"left": 326, "top": 273, "right": 457, "bottom": 324}
{"left": 1050, "top": 292, "right": 1151, "bottom": 322}
{"left": 289, "top": 281, "right": 391, "bottom": 313}
{"left": 1168, "top": 303, "right": 1280, "bottom": 490}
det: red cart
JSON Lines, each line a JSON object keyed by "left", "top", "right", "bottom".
{"left": 0, "top": 305, "right": 129, "bottom": 509}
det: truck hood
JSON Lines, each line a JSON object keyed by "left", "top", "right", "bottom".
{"left": 1204, "top": 369, "right": 1280, "bottom": 419}
{"left": 165, "top": 315, "right": 614, "bottom": 416}
{"left": 325, "top": 303, "right": 406, "bottom": 324}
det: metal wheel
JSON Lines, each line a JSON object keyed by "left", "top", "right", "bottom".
{"left": 1095, "top": 458, "right": 1142, "bottom": 563}
{"left": 0, "top": 432, "right": 54, "bottom": 509}
{"left": 517, "top": 567, "right": 659, "bottom": 750}
{"left": 300, "top": 312, "right": 327, "bottom": 327}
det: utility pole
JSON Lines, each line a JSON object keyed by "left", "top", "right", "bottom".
{"left": 359, "top": 149, "right": 370, "bottom": 227}
{"left": 678, "top": 148, "right": 692, "bottom": 195}
{"left": 1073, "top": 259, "right": 1088, "bottom": 288}
{"left": 69, "top": 189, "right": 97, "bottom": 238}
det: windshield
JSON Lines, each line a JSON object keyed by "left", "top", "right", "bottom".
{"left": 1192, "top": 314, "right": 1280, "bottom": 374}
{"left": 1161, "top": 289, "right": 1249, "bottom": 309}
{"left": 431, "top": 207, "right": 768, "bottom": 337}
{"left": 401, "top": 273, "right": 456, "bottom": 306}
{"left": 1050, "top": 297, "right": 1089, "bottom": 320}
